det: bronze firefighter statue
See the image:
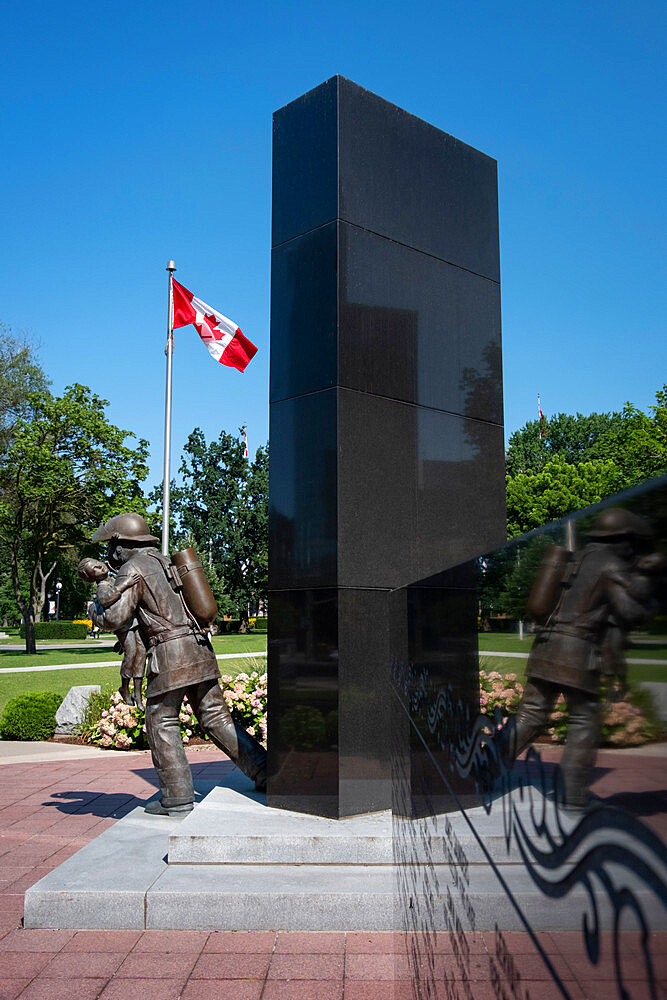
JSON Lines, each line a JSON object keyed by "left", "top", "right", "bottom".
{"left": 79, "top": 513, "right": 266, "bottom": 816}
{"left": 510, "top": 507, "right": 661, "bottom": 810}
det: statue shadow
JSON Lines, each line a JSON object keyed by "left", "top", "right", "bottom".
{"left": 44, "top": 790, "right": 151, "bottom": 819}
{"left": 597, "top": 788, "right": 667, "bottom": 819}
{"left": 41, "top": 763, "right": 249, "bottom": 818}
{"left": 43, "top": 765, "right": 160, "bottom": 818}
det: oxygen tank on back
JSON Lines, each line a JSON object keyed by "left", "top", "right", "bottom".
{"left": 525, "top": 544, "right": 572, "bottom": 624}
{"left": 171, "top": 548, "right": 218, "bottom": 629}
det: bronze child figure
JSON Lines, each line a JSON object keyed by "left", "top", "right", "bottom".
{"left": 78, "top": 557, "right": 146, "bottom": 711}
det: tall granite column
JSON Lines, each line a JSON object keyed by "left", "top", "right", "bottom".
{"left": 268, "top": 77, "right": 506, "bottom": 818}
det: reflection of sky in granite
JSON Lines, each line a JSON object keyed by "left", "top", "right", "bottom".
{"left": 392, "top": 476, "right": 667, "bottom": 999}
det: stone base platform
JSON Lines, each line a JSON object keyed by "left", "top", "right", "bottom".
{"left": 24, "top": 771, "right": 665, "bottom": 932}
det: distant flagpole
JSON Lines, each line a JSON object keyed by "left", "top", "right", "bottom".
{"left": 538, "top": 393, "right": 544, "bottom": 439}
{"left": 162, "top": 260, "right": 176, "bottom": 556}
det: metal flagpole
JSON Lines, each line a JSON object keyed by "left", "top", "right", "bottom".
{"left": 162, "top": 260, "right": 177, "bottom": 556}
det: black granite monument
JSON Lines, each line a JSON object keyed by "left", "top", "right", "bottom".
{"left": 268, "top": 77, "right": 506, "bottom": 817}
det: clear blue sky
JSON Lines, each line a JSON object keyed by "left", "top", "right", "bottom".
{"left": 2, "top": 1, "right": 665, "bottom": 490}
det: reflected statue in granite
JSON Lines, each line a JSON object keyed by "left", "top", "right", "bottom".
{"left": 78, "top": 558, "right": 146, "bottom": 711}
{"left": 79, "top": 513, "right": 267, "bottom": 815}
{"left": 510, "top": 507, "right": 662, "bottom": 809}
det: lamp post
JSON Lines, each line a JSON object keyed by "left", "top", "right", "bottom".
{"left": 55, "top": 581, "right": 62, "bottom": 621}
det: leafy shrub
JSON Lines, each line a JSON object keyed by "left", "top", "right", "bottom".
{"left": 220, "top": 619, "right": 241, "bottom": 633}
{"left": 251, "top": 618, "right": 268, "bottom": 633}
{"left": 479, "top": 669, "right": 524, "bottom": 721}
{"left": 548, "top": 684, "right": 658, "bottom": 747}
{"left": 219, "top": 666, "right": 267, "bottom": 743}
{"left": 19, "top": 621, "right": 88, "bottom": 640}
{"left": 0, "top": 691, "right": 63, "bottom": 741}
{"left": 279, "top": 705, "right": 326, "bottom": 751}
{"left": 81, "top": 665, "right": 268, "bottom": 750}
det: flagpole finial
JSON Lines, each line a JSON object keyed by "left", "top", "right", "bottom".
{"left": 166, "top": 260, "right": 176, "bottom": 272}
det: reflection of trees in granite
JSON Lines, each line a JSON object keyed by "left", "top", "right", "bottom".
{"left": 460, "top": 341, "right": 503, "bottom": 454}
{"left": 498, "top": 534, "right": 554, "bottom": 622}
{"left": 279, "top": 705, "right": 327, "bottom": 750}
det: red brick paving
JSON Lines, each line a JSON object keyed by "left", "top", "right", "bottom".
{"left": 0, "top": 746, "right": 665, "bottom": 999}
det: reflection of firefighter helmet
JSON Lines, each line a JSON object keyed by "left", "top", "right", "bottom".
{"left": 587, "top": 507, "right": 653, "bottom": 539}
{"left": 92, "top": 513, "right": 159, "bottom": 544}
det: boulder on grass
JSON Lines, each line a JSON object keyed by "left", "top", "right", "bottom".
{"left": 55, "top": 685, "right": 101, "bottom": 735}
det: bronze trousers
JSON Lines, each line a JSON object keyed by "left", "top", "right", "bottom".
{"left": 145, "top": 679, "right": 267, "bottom": 807}
{"left": 512, "top": 678, "right": 602, "bottom": 808}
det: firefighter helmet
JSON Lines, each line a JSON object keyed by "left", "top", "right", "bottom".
{"left": 92, "top": 513, "right": 159, "bottom": 544}
{"left": 587, "top": 507, "right": 653, "bottom": 539}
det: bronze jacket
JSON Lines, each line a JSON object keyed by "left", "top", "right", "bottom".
{"left": 527, "top": 542, "right": 648, "bottom": 694}
{"left": 92, "top": 548, "right": 219, "bottom": 697}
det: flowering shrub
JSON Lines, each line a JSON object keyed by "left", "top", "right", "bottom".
{"left": 73, "top": 618, "right": 92, "bottom": 627}
{"left": 548, "top": 691, "right": 653, "bottom": 747}
{"left": 82, "top": 666, "right": 268, "bottom": 750}
{"left": 178, "top": 695, "right": 201, "bottom": 745}
{"left": 479, "top": 669, "right": 523, "bottom": 722}
{"left": 220, "top": 670, "right": 267, "bottom": 745}
{"left": 87, "top": 691, "right": 148, "bottom": 750}
{"left": 477, "top": 664, "right": 656, "bottom": 747}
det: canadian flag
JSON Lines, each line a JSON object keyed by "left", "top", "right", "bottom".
{"left": 171, "top": 278, "right": 257, "bottom": 372}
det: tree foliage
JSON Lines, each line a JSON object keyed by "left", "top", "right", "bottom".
{"left": 506, "top": 387, "right": 667, "bottom": 537}
{"left": 0, "top": 383, "right": 149, "bottom": 651}
{"left": 0, "top": 324, "right": 50, "bottom": 457}
{"left": 170, "top": 428, "right": 268, "bottom": 630}
{"left": 505, "top": 410, "right": 624, "bottom": 477}
{"left": 506, "top": 457, "right": 619, "bottom": 538}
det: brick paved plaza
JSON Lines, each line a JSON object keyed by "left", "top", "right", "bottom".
{"left": 0, "top": 746, "right": 664, "bottom": 999}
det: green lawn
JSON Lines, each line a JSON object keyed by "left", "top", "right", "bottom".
{"left": 0, "top": 647, "right": 121, "bottom": 669}
{"left": 0, "top": 632, "right": 267, "bottom": 670}
{"left": 479, "top": 647, "right": 667, "bottom": 684}
{"left": 0, "top": 633, "right": 267, "bottom": 717}
{"left": 0, "top": 654, "right": 267, "bottom": 717}
{"left": 478, "top": 634, "right": 535, "bottom": 654}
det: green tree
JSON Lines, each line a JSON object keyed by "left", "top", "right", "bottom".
{"left": 0, "top": 383, "right": 150, "bottom": 652}
{"left": 505, "top": 410, "right": 624, "bottom": 477}
{"left": 505, "top": 386, "right": 667, "bottom": 537}
{"left": 0, "top": 324, "right": 50, "bottom": 457}
{"left": 498, "top": 534, "right": 553, "bottom": 620}
{"left": 171, "top": 428, "right": 268, "bottom": 632}
{"left": 591, "top": 386, "right": 667, "bottom": 487}
{"left": 506, "top": 456, "right": 619, "bottom": 538}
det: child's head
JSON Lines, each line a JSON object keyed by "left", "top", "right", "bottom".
{"left": 77, "top": 557, "right": 109, "bottom": 582}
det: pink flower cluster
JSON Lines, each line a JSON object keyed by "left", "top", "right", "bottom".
{"left": 87, "top": 662, "right": 269, "bottom": 751}
{"left": 479, "top": 668, "right": 523, "bottom": 720}
{"left": 604, "top": 701, "right": 646, "bottom": 746}
{"left": 549, "top": 692, "right": 650, "bottom": 746}
{"left": 220, "top": 670, "right": 267, "bottom": 745}
{"left": 95, "top": 690, "right": 143, "bottom": 749}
